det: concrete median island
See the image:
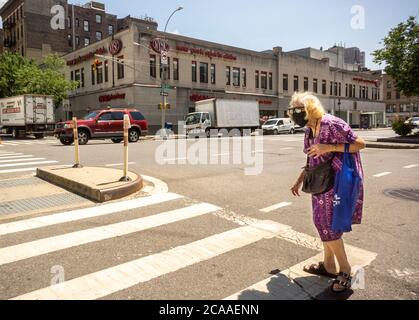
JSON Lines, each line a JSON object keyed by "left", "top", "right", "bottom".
{"left": 36, "top": 166, "right": 143, "bottom": 203}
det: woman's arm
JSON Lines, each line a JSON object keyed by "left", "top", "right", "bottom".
{"left": 307, "top": 137, "right": 366, "bottom": 158}
{"left": 291, "top": 169, "right": 305, "bottom": 197}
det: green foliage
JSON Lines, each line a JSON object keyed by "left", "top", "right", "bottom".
{"left": 373, "top": 16, "right": 419, "bottom": 97}
{"left": 0, "top": 52, "right": 78, "bottom": 105}
{"left": 392, "top": 119, "right": 413, "bottom": 137}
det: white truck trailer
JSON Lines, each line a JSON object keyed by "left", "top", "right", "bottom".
{"left": 185, "top": 99, "right": 260, "bottom": 137}
{"left": 0, "top": 95, "right": 55, "bottom": 139}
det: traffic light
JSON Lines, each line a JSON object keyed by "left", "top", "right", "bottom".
{"left": 158, "top": 103, "right": 171, "bottom": 110}
{"left": 92, "top": 59, "right": 101, "bottom": 71}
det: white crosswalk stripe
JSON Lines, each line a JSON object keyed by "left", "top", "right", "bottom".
{"left": 0, "top": 139, "right": 58, "bottom": 147}
{"left": 0, "top": 152, "right": 59, "bottom": 174}
{"left": 1, "top": 186, "right": 377, "bottom": 300}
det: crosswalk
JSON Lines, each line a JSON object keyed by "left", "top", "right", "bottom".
{"left": 0, "top": 151, "right": 58, "bottom": 175}
{"left": 0, "top": 138, "right": 58, "bottom": 147}
{"left": 0, "top": 187, "right": 377, "bottom": 300}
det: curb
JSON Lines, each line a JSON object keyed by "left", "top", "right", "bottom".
{"left": 36, "top": 167, "right": 143, "bottom": 203}
{"left": 365, "top": 142, "right": 419, "bottom": 150}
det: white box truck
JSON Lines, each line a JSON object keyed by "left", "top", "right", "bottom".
{"left": 185, "top": 99, "right": 260, "bottom": 138}
{"left": 0, "top": 95, "right": 55, "bottom": 139}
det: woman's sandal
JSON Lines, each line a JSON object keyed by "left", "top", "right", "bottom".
{"left": 303, "top": 262, "right": 337, "bottom": 278}
{"left": 330, "top": 272, "right": 352, "bottom": 294}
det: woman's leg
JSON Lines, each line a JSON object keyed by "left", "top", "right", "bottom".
{"left": 323, "top": 242, "right": 337, "bottom": 274}
{"left": 327, "top": 239, "right": 351, "bottom": 274}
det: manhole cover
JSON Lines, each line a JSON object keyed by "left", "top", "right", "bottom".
{"left": 384, "top": 189, "right": 419, "bottom": 203}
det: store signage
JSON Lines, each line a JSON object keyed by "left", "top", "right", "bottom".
{"left": 177, "top": 46, "right": 237, "bottom": 61}
{"left": 258, "top": 100, "right": 272, "bottom": 105}
{"left": 109, "top": 39, "right": 123, "bottom": 55}
{"left": 353, "top": 77, "right": 380, "bottom": 87}
{"left": 99, "top": 93, "right": 126, "bottom": 103}
{"left": 150, "top": 38, "right": 170, "bottom": 54}
{"left": 67, "top": 47, "right": 107, "bottom": 66}
{"left": 189, "top": 94, "right": 213, "bottom": 102}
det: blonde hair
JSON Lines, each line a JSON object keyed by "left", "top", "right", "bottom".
{"left": 288, "top": 92, "right": 325, "bottom": 120}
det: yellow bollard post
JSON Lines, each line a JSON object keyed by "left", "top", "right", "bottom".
{"left": 72, "top": 117, "right": 82, "bottom": 168}
{"left": 120, "top": 114, "right": 132, "bottom": 181}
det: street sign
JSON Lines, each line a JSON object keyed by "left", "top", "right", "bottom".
{"left": 161, "top": 50, "right": 168, "bottom": 66}
{"left": 160, "top": 91, "right": 169, "bottom": 97}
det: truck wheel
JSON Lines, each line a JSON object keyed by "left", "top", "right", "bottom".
{"left": 128, "top": 129, "right": 140, "bottom": 143}
{"left": 60, "top": 137, "right": 74, "bottom": 146}
{"left": 77, "top": 130, "right": 89, "bottom": 145}
{"left": 205, "top": 128, "right": 211, "bottom": 138}
{"left": 34, "top": 134, "right": 44, "bottom": 139}
{"left": 111, "top": 138, "right": 123, "bottom": 143}
{"left": 289, "top": 128, "right": 295, "bottom": 135}
{"left": 12, "top": 128, "right": 22, "bottom": 139}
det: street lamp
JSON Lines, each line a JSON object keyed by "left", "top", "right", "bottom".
{"left": 161, "top": 6, "right": 184, "bottom": 138}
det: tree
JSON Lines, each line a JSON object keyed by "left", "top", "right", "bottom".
{"left": 373, "top": 16, "right": 419, "bottom": 97}
{"left": 0, "top": 52, "right": 78, "bottom": 105}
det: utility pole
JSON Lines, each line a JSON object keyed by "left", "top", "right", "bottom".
{"left": 160, "top": 7, "right": 183, "bottom": 138}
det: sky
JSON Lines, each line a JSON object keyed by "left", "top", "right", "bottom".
{"left": 1, "top": 0, "right": 418, "bottom": 69}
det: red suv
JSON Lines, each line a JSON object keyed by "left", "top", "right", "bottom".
{"left": 54, "top": 109, "right": 148, "bottom": 145}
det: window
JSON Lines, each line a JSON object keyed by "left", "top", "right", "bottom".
{"left": 95, "top": 31, "right": 102, "bottom": 41}
{"left": 108, "top": 25, "right": 114, "bottom": 35}
{"left": 226, "top": 67, "right": 231, "bottom": 85}
{"left": 233, "top": 67, "right": 240, "bottom": 86}
{"left": 345, "top": 84, "right": 348, "bottom": 97}
{"left": 67, "top": 34, "right": 72, "bottom": 47}
{"left": 98, "top": 112, "right": 112, "bottom": 121}
{"left": 322, "top": 80, "right": 326, "bottom": 95}
{"left": 104, "top": 61, "right": 109, "bottom": 82}
{"left": 366, "top": 87, "right": 369, "bottom": 100}
{"left": 173, "top": 58, "right": 179, "bottom": 81}
{"left": 283, "top": 74, "right": 288, "bottom": 91}
{"left": 396, "top": 91, "right": 401, "bottom": 99}
{"left": 150, "top": 55, "right": 156, "bottom": 78}
{"left": 83, "top": 20, "right": 89, "bottom": 32}
{"left": 210, "top": 64, "right": 216, "bottom": 84}
{"left": 352, "top": 85, "right": 356, "bottom": 98}
{"left": 68, "top": 16, "right": 71, "bottom": 29}
{"left": 76, "top": 18, "right": 79, "bottom": 28}
{"left": 242, "top": 68, "right": 246, "bottom": 87}
{"left": 313, "top": 79, "right": 318, "bottom": 93}
{"left": 96, "top": 14, "right": 102, "bottom": 24}
{"left": 111, "top": 112, "right": 124, "bottom": 121}
{"left": 413, "top": 103, "right": 419, "bottom": 112}
{"left": 97, "top": 64, "right": 103, "bottom": 84}
{"left": 293, "top": 76, "right": 299, "bottom": 92}
{"left": 338, "top": 83, "right": 341, "bottom": 96}
{"left": 160, "top": 57, "right": 170, "bottom": 80}
{"left": 117, "top": 56, "right": 124, "bottom": 79}
{"left": 76, "top": 36, "right": 80, "bottom": 46}
{"left": 70, "top": 71, "right": 74, "bottom": 81}
{"left": 192, "top": 61, "right": 197, "bottom": 82}
{"left": 200, "top": 62, "right": 209, "bottom": 83}
{"left": 330, "top": 81, "right": 333, "bottom": 95}
{"left": 387, "top": 81, "right": 392, "bottom": 89}
{"left": 81, "top": 68, "right": 85, "bottom": 88}
{"left": 91, "top": 64, "right": 95, "bottom": 85}
{"left": 304, "top": 77, "right": 308, "bottom": 91}
{"left": 75, "top": 70, "right": 80, "bottom": 88}
{"left": 261, "top": 72, "right": 267, "bottom": 89}
{"left": 255, "top": 71, "right": 259, "bottom": 89}
{"left": 130, "top": 112, "right": 145, "bottom": 121}
{"left": 84, "top": 37, "right": 90, "bottom": 47}
{"left": 269, "top": 72, "right": 273, "bottom": 90}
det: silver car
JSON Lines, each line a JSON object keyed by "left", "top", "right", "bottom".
{"left": 262, "top": 118, "right": 296, "bottom": 135}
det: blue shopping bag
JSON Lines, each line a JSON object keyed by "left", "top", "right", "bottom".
{"left": 332, "top": 144, "right": 361, "bottom": 233}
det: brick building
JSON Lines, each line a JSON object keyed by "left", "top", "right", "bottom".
{"left": 0, "top": 28, "right": 3, "bottom": 54}
{"left": 0, "top": 0, "right": 157, "bottom": 63}
{"left": 383, "top": 74, "right": 419, "bottom": 125}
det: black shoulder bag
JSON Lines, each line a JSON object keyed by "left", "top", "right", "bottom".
{"left": 301, "top": 120, "right": 336, "bottom": 195}
{"left": 302, "top": 156, "right": 335, "bottom": 196}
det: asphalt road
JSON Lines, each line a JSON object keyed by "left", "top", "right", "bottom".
{"left": 0, "top": 128, "right": 418, "bottom": 300}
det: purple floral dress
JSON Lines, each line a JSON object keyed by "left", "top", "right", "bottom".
{"left": 304, "top": 114, "right": 364, "bottom": 242}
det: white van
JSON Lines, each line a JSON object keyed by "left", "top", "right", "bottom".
{"left": 262, "top": 118, "right": 296, "bottom": 135}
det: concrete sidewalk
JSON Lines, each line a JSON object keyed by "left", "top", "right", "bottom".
{"left": 37, "top": 166, "right": 143, "bottom": 203}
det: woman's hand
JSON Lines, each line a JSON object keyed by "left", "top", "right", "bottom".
{"left": 307, "top": 144, "right": 332, "bottom": 159}
{"left": 291, "top": 180, "right": 303, "bottom": 197}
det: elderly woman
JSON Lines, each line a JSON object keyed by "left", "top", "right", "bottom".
{"left": 289, "top": 92, "right": 366, "bottom": 294}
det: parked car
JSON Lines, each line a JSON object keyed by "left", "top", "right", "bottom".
{"left": 54, "top": 108, "right": 148, "bottom": 145}
{"left": 261, "top": 118, "right": 296, "bottom": 135}
{"left": 405, "top": 117, "right": 419, "bottom": 129}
